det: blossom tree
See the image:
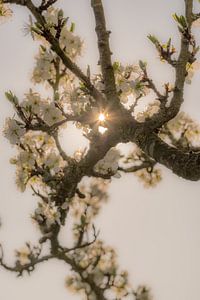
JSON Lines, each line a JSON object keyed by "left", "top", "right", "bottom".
{"left": 0, "top": 0, "right": 200, "bottom": 299}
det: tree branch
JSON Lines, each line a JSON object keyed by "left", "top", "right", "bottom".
{"left": 3, "top": 0, "right": 104, "bottom": 104}
{"left": 57, "top": 251, "right": 107, "bottom": 300}
{"left": 144, "top": 0, "right": 194, "bottom": 130}
{"left": 167, "top": 0, "right": 193, "bottom": 117}
{"left": 137, "top": 131, "right": 200, "bottom": 181}
{"left": 91, "top": 0, "right": 118, "bottom": 104}
{"left": 0, "top": 244, "right": 54, "bottom": 276}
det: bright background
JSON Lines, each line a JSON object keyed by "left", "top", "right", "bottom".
{"left": 0, "top": 1, "right": 200, "bottom": 299}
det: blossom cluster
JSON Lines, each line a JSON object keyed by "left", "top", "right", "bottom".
{"left": 0, "top": 1, "right": 12, "bottom": 20}
{"left": 23, "top": 90, "right": 64, "bottom": 125}
{"left": 167, "top": 111, "right": 200, "bottom": 148}
{"left": 123, "top": 146, "right": 162, "bottom": 188}
{"left": 70, "top": 179, "right": 109, "bottom": 239}
{"left": 113, "top": 63, "right": 149, "bottom": 104}
{"left": 136, "top": 168, "right": 162, "bottom": 188}
{"left": 3, "top": 90, "right": 65, "bottom": 146}
{"left": 66, "top": 240, "right": 131, "bottom": 299}
{"left": 15, "top": 243, "right": 41, "bottom": 266}
{"left": 9, "top": 130, "right": 66, "bottom": 191}
{"left": 94, "top": 148, "right": 121, "bottom": 176}
{"left": 3, "top": 118, "right": 26, "bottom": 145}
{"left": 43, "top": 7, "right": 82, "bottom": 57}
{"left": 185, "top": 60, "right": 200, "bottom": 84}
{"left": 68, "top": 88, "right": 93, "bottom": 115}
{"left": 32, "top": 48, "right": 55, "bottom": 83}
{"left": 135, "top": 100, "right": 160, "bottom": 123}
{"left": 33, "top": 201, "right": 61, "bottom": 231}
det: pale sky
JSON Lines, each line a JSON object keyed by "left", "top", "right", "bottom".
{"left": 0, "top": 1, "right": 200, "bottom": 300}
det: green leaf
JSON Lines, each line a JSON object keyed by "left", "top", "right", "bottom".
{"left": 113, "top": 61, "right": 120, "bottom": 71}
{"left": 147, "top": 34, "right": 159, "bottom": 46}
{"left": 70, "top": 22, "right": 75, "bottom": 32}
{"left": 172, "top": 13, "right": 187, "bottom": 29}
{"left": 5, "top": 91, "right": 18, "bottom": 106}
{"left": 139, "top": 60, "right": 147, "bottom": 71}
{"left": 58, "top": 9, "right": 64, "bottom": 20}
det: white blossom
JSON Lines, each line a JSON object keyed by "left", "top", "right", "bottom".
{"left": 34, "top": 201, "right": 61, "bottom": 229}
{"left": 21, "top": 90, "right": 42, "bottom": 115}
{"left": 185, "top": 60, "right": 200, "bottom": 84}
{"left": 17, "top": 151, "right": 35, "bottom": 169}
{"left": 32, "top": 49, "right": 54, "bottom": 83}
{"left": 136, "top": 100, "right": 160, "bottom": 122}
{"left": 114, "top": 63, "right": 149, "bottom": 103}
{"left": 0, "top": 3, "right": 12, "bottom": 21}
{"left": 3, "top": 118, "right": 26, "bottom": 145}
{"left": 44, "top": 7, "right": 59, "bottom": 27}
{"left": 15, "top": 168, "right": 29, "bottom": 192}
{"left": 15, "top": 246, "right": 31, "bottom": 265}
{"left": 94, "top": 148, "right": 120, "bottom": 175}
{"left": 44, "top": 151, "right": 64, "bottom": 173}
{"left": 60, "top": 27, "right": 82, "bottom": 57}
{"left": 41, "top": 102, "right": 63, "bottom": 126}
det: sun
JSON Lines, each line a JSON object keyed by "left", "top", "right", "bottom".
{"left": 98, "top": 113, "right": 106, "bottom": 122}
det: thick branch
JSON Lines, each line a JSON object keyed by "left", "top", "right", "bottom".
{"left": 4, "top": 0, "right": 200, "bottom": 184}
{"left": 137, "top": 132, "right": 200, "bottom": 181}
{"left": 91, "top": 0, "right": 118, "bottom": 103}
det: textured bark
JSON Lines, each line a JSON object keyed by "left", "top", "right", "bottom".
{"left": 137, "top": 132, "right": 200, "bottom": 181}
{"left": 91, "top": 0, "right": 118, "bottom": 104}
{"left": 1, "top": 0, "right": 200, "bottom": 299}
{"left": 3, "top": 0, "right": 199, "bottom": 183}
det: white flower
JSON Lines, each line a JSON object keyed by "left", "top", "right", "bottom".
{"left": 16, "top": 246, "right": 31, "bottom": 265}
{"left": 60, "top": 27, "right": 82, "bottom": 57}
{"left": 136, "top": 168, "right": 162, "bottom": 188}
{"left": 34, "top": 202, "right": 61, "bottom": 228}
{"left": 70, "top": 90, "right": 91, "bottom": 114}
{"left": 114, "top": 274, "right": 127, "bottom": 288}
{"left": 44, "top": 7, "right": 59, "bottom": 27}
{"left": 44, "top": 152, "right": 62, "bottom": 173}
{"left": 94, "top": 80, "right": 105, "bottom": 92}
{"left": 185, "top": 60, "right": 200, "bottom": 84}
{"left": 118, "top": 81, "right": 130, "bottom": 93}
{"left": 61, "top": 200, "right": 69, "bottom": 210}
{"left": 136, "top": 100, "right": 160, "bottom": 122}
{"left": 94, "top": 148, "right": 120, "bottom": 175}
{"left": 0, "top": 3, "right": 12, "bottom": 21}
{"left": 3, "top": 118, "right": 26, "bottom": 145}
{"left": 17, "top": 151, "right": 35, "bottom": 169}
{"left": 98, "top": 248, "right": 116, "bottom": 273}
{"left": 114, "top": 63, "right": 148, "bottom": 103}
{"left": 32, "top": 50, "right": 54, "bottom": 83}
{"left": 21, "top": 90, "right": 42, "bottom": 115}
{"left": 15, "top": 168, "right": 29, "bottom": 192}
{"left": 41, "top": 102, "right": 63, "bottom": 126}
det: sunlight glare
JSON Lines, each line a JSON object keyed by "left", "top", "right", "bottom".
{"left": 98, "top": 126, "right": 108, "bottom": 134}
{"left": 98, "top": 113, "right": 106, "bottom": 122}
